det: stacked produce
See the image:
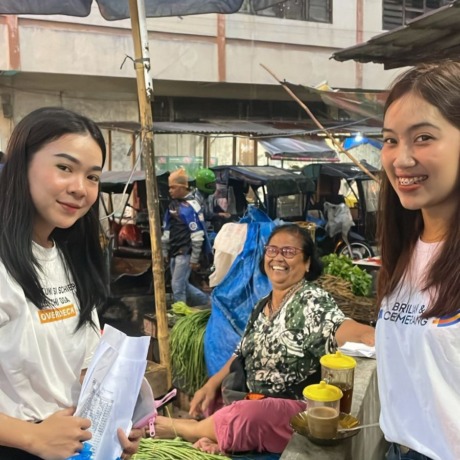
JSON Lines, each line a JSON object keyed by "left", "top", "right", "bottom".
{"left": 170, "top": 306, "right": 211, "bottom": 395}
{"left": 317, "top": 254, "right": 377, "bottom": 324}
{"left": 321, "top": 254, "right": 373, "bottom": 297}
{"left": 133, "top": 438, "right": 227, "bottom": 459}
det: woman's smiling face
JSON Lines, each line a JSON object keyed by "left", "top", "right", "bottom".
{"left": 382, "top": 92, "right": 460, "bottom": 220}
{"left": 264, "top": 230, "right": 309, "bottom": 291}
{"left": 27, "top": 133, "right": 103, "bottom": 246}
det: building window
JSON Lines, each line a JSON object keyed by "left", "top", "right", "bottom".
{"left": 240, "top": 0, "right": 332, "bottom": 23}
{"left": 383, "top": 0, "right": 453, "bottom": 30}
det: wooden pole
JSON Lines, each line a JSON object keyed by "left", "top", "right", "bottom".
{"left": 260, "top": 64, "right": 379, "bottom": 182}
{"left": 107, "top": 130, "right": 112, "bottom": 171}
{"left": 232, "top": 137, "right": 237, "bottom": 165}
{"left": 202, "top": 136, "right": 211, "bottom": 168}
{"left": 128, "top": 0, "right": 171, "bottom": 388}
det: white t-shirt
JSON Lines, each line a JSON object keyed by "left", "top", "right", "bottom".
{"left": 376, "top": 239, "right": 460, "bottom": 460}
{"left": 0, "top": 242, "right": 101, "bottom": 421}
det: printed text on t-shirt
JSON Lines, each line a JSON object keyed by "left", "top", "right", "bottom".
{"left": 380, "top": 301, "right": 428, "bottom": 326}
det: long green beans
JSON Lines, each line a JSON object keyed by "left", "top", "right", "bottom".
{"left": 170, "top": 309, "right": 211, "bottom": 395}
{"left": 133, "top": 438, "right": 228, "bottom": 459}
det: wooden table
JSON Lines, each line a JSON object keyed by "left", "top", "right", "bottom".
{"left": 281, "top": 358, "right": 388, "bottom": 460}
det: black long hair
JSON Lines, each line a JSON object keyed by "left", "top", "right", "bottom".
{"left": 0, "top": 107, "right": 108, "bottom": 329}
{"left": 260, "top": 224, "right": 323, "bottom": 281}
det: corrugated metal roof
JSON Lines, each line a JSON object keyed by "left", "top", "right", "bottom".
{"left": 332, "top": 0, "right": 460, "bottom": 69}
{"left": 98, "top": 120, "right": 307, "bottom": 137}
{"left": 259, "top": 137, "right": 338, "bottom": 162}
{"left": 98, "top": 120, "right": 381, "bottom": 138}
{"left": 154, "top": 120, "right": 307, "bottom": 136}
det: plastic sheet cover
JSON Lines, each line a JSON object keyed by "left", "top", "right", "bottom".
{"left": 204, "top": 207, "right": 276, "bottom": 375}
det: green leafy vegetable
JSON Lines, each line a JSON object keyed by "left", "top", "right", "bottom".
{"left": 322, "top": 254, "right": 372, "bottom": 297}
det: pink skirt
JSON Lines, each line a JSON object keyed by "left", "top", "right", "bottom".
{"left": 213, "top": 398, "right": 306, "bottom": 454}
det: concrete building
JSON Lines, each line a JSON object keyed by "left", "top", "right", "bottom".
{"left": 0, "top": 1, "right": 406, "bottom": 169}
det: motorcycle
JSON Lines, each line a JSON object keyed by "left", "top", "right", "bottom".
{"left": 302, "top": 161, "right": 380, "bottom": 259}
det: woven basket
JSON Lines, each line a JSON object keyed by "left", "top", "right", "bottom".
{"left": 315, "top": 274, "right": 378, "bottom": 324}
{"left": 294, "top": 221, "right": 316, "bottom": 241}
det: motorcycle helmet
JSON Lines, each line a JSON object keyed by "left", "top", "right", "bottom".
{"left": 195, "top": 168, "right": 216, "bottom": 194}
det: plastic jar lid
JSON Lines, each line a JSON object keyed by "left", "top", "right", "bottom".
{"left": 302, "top": 380, "right": 343, "bottom": 402}
{"left": 320, "top": 351, "right": 356, "bottom": 370}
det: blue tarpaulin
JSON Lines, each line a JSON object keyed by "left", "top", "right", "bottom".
{"left": 343, "top": 136, "right": 383, "bottom": 150}
{"left": 204, "top": 208, "right": 276, "bottom": 375}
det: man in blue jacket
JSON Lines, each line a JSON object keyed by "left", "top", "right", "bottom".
{"left": 162, "top": 168, "right": 210, "bottom": 306}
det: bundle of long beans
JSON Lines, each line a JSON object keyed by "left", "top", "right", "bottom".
{"left": 132, "top": 438, "right": 228, "bottom": 459}
{"left": 170, "top": 308, "right": 211, "bottom": 395}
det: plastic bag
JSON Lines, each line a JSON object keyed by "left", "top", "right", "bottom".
{"left": 324, "top": 202, "right": 354, "bottom": 238}
{"left": 71, "top": 325, "right": 149, "bottom": 460}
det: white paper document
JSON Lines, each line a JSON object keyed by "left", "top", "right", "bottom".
{"left": 339, "top": 341, "right": 376, "bottom": 359}
{"left": 75, "top": 324, "right": 150, "bottom": 460}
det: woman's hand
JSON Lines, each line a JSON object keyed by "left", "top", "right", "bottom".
{"left": 28, "top": 407, "right": 92, "bottom": 460}
{"left": 189, "top": 384, "right": 218, "bottom": 418}
{"left": 358, "top": 327, "right": 375, "bottom": 347}
{"left": 335, "top": 319, "right": 375, "bottom": 347}
{"left": 117, "top": 427, "right": 144, "bottom": 460}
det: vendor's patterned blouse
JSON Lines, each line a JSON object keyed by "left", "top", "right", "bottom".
{"left": 236, "top": 281, "right": 345, "bottom": 398}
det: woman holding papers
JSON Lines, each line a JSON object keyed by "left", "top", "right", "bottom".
{"left": 377, "top": 60, "right": 460, "bottom": 460}
{"left": 0, "top": 107, "right": 141, "bottom": 459}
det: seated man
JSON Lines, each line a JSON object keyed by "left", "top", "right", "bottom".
{"left": 194, "top": 168, "right": 232, "bottom": 232}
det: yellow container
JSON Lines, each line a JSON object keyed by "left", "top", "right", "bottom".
{"left": 320, "top": 352, "right": 356, "bottom": 414}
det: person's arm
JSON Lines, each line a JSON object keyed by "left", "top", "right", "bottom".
{"left": 0, "top": 409, "right": 91, "bottom": 460}
{"left": 117, "top": 427, "right": 143, "bottom": 458}
{"left": 205, "top": 354, "right": 236, "bottom": 392}
{"left": 189, "top": 355, "right": 236, "bottom": 417}
{"left": 183, "top": 204, "right": 205, "bottom": 266}
{"left": 335, "top": 318, "right": 375, "bottom": 347}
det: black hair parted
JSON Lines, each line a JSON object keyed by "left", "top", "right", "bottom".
{"left": 0, "top": 107, "right": 108, "bottom": 329}
{"left": 259, "top": 223, "right": 323, "bottom": 281}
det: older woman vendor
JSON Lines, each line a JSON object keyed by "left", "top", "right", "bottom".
{"left": 155, "top": 224, "right": 374, "bottom": 455}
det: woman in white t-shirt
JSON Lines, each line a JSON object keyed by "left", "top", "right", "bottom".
{"left": 0, "top": 107, "right": 142, "bottom": 459}
{"left": 377, "top": 60, "right": 460, "bottom": 460}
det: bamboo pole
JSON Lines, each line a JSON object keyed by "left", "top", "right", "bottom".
{"left": 129, "top": 0, "right": 171, "bottom": 387}
{"left": 260, "top": 64, "right": 379, "bottom": 182}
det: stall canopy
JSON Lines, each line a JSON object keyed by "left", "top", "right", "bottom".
{"left": 302, "top": 161, "right": 380, "bottom": 182}
{"left": 331, "top": 0, "right": 460, "bottom": 69}
{"left": 212, "top": 165, "right": 315, "bottom": 196}
{"left": 0, "top": 0, "right": 285, "bottom": 19}
{"left": 98, "top": 120, "right": 306, "bottom": 137}
{"left": 259, "top": 137, "right": 338, "bottom": 162}
{"left": 99, "top": 120, "right": 382, "bottom": 139}
{"left": 286, "top": 82, "right": 387, "bottom": 122}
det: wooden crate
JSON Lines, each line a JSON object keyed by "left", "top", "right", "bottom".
{"left": 143, "top": 313, "right": 157, "bottom": 337}
{"left": 144, "top": 360, "right": 169, "bottom": 397}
